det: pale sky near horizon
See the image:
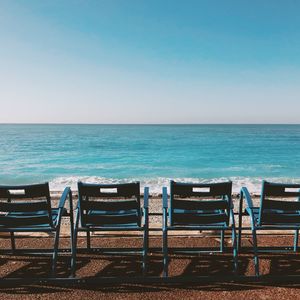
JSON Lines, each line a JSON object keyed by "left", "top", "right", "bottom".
{"left": 0, "top": 1, "right": 300, "bottom": 124}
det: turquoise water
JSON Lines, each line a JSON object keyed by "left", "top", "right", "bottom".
{"left": 0, "top": 124, "right": 299, "bottom": 193}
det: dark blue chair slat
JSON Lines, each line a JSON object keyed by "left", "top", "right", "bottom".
{"left": 264, "top": 182, "right": 300, "bottom": 197}
{"left": 0, "top": 201, "right": 48, "bottom": 212}
{"left": 81, "top": 200, "right": 139, "bottom": 211}
{"left": 0, "top": 208, "right": 67, "bottom": 228}
{"left": 0, "top": 183, "right": 50, "bottom": 199}
{"left": 84, "top": 212, "right": 139, "bottom": 225}
{"left": 261, "top": 213, "right": 300, "bottom": 224}
{"left": 173, "top": 212, "right": 228, "bottom": 225}
{"left": 173, "top": 199, "right": 228, "bottom": 210}
{"left": 0, "top": 214, "right": 51, "bottom": 227}
{"left": 263, "top": 199, "right": 300, "bottom": 210}
{"left": 79, "top": 183, "right": 139, "bottom": 198}
{"left": 172, "top": 182, "right": 232, "bottom": 197}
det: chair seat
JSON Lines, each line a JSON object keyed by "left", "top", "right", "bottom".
{"left": 173, "top": 209, "right": 225, "bottom": 213}
{"left": 245, "top": 207, "right": 300, "bottom": 227}
{"left": 81, "top": 224, "right": 144, "bottom": 230}
{"left": 0, "top": 208, "right": 68, "bottom": 228}
{"left": 83, "top": 209, "right": 140, "bottom": 227}
{"left": 245, "top": 207, "right": 300, "bottom": 215}
{"left": 87, "top": 209, "right": 138, "bottom": 215}
{"left": 172, "top": 208, "right": 228, "bottom": 227}
{"left": 2, "top": 207, "right": 67, "bottom": 216}
{"left": 167, "top": 224, "right": 229, "bottom": 230}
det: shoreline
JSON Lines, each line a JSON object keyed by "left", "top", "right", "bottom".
{"left": 48, "top": 177, "right": 300, "bottom": 195}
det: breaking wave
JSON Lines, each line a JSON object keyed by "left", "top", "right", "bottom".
{"left": 49, "top": 176, "right": 300, "bottom": 195}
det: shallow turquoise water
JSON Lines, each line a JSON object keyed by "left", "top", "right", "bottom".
{"left": 0, "top": 124, "right": 299, "bottom": 192}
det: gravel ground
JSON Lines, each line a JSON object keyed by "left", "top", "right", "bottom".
{"left": 1, "top": 235, "right": 300, "bottom": 299}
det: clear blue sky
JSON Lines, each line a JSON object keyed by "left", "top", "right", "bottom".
{"left": 1, "top": 0, "right": 299, "bottom": 123}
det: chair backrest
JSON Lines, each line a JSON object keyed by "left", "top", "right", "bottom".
{"left": 170, "top": 181, "right": 232, "bottom": 226}
{"left": 0, "top": 183, "right": 53, "bottom": 228}
{"left": 259, "top": 181, "right": 300, "bottom": 225}
{"left": 77, "top": 182, "right": 141, "bottom": 227}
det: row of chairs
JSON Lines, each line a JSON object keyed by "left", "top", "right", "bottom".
{"left": 0, "top": 180, "right": 300, "bottom": 279}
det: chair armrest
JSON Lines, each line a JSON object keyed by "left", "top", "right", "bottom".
{"left": 143, "top": 187, "right": 149, "bottom": 228}
{"left": 224, "top": 194, "right": 236, "bottom": 227}
{"left": 58, "top": 187, "right": 72, "bottom": 209}
{"left": 55, "top": 187, "right": 73, "bottom": 227}
{"left": 239, "top": 186, "right": 257, "bottom": 229}
{"left": 162, "top": 187, "right": 168, "bottom": 229}
{"left": 240, "top": 186, "right": 254, "bottom": 209}
{"left": 143, "top": 187, "right": 149, "bottom": 209}
{"left": 162, "top": 187, "right": 168, "bottom": 209}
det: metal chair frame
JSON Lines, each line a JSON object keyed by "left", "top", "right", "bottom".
{"left": 162, "top": 180, "right": 238, "bottom": 277}
{"left": 238, "top": 181, "right": 300, "bottom": 276}
{"left": 71, "top": 181, "right": 149, "bottom": 277}
{"left": 0, "top": 183, "right": 74, "bottom": 277}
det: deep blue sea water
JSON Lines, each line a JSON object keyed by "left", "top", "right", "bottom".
{"left": 0, "top": 124, "right": 299, "bottom": 193}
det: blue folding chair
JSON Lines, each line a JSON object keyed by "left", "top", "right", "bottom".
{"left": 162, "top": 180, "right": 238, "bottom": 277}
{"left": 238, "top": 181, "right": 300, "bottom": 276}
{"left": 71, "top": 181, "right": 149, "bottom": 277}
{"left": 0, "top": 183, "right": 74, "bottom": 277}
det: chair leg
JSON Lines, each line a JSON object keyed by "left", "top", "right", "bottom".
{"left": 71, "top": 209, "right": 80, "bottom": 277}
{"left": 69, "top": 219, "right": 74, "bottom": 275}
{"left": 52, "top": 229, "right": 60, "bottom": 277}
{"left": 231, "top": 226, "right": 238, "bottom": 274}
{"left": 69, "top": 194, "right": 75, "bottom": 272}
{"left": 251, "top": 229, "right": 259, "bottom": 277}
{"left": 237, "top": 212, "right": 242, "bottom": 252}
{"left": 70, "top": 227, "right": 78, "bottom": 277}
{"left": 10, "top": 232, "right": 16, "bottom": 253}
{"left": 294, "top": 229, "right": 299, "bottom": 252}
{"left": 87, "top": 231, "right": 91, "bottom": 250}
{"left": 163, "top": 228, "right": 168, "bottom": 277}
{"left": 142, "top": 228, "right": 148, "bottom": 276}
{"left": 220, "top": 230, "right": 225, "bottom": 252}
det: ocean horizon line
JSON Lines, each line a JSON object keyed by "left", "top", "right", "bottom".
{"left": 0, "top": 123, "right": 300, "bottom": 126}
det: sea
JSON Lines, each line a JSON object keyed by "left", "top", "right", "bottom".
{"left": 0, "top": 124, "right": 299, "bottom": 194}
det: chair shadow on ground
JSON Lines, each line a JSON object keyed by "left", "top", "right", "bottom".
{"left": 0, "top": 256, "right": 80, "bottom": 279}
{"left": 1, "top": 251, "right": 300, "bottom": 295}
{"left": 179, "top": 254, "right": 248, "bottom": 277}
{"left": 265, "top": 254, "right": 300, "bottom": 275}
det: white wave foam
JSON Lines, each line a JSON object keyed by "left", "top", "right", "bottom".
{"left": 49, "top": 176, "right": 300, "bottom": 195}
